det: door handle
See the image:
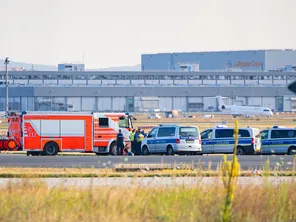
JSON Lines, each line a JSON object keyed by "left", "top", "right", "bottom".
{"left": 98, "top": 136, "right": 102, "bottom": 138}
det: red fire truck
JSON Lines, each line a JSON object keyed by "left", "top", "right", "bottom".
{"left": 2, "top": 111, "right": 136, "bottom": 156}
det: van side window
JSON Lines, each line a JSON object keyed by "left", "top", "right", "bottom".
{"left": 201, "top": 129, "right": 212, "bottom": 139}
{"left": 99, "top": 118, "right": 109, "bottom": 127}
{"left": 271, "top": 130, "right": 296, "bottom": 138}
{"left": 260, "top": 130, "right": 269, "bottom": 140}
{"left": 148, "top": 128, "right": 158, "bottom": 138}
{"left": 215, "top": 129, "right": 234, "bottom": 138}
{"left": 157, "top": 127, "right": 176, "bottom": 137}
{"left": 238, "top": 129, "right": 250, "bottom": 137}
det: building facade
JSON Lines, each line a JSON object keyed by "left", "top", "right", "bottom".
{"left": 58, "top": 63, "right": 85, "bottom": 72}
{"left": 141, "top": 49, "right": 296, "bottom": 72}
{"left": 0, "top": 70, "right": 296, "bottom": 112}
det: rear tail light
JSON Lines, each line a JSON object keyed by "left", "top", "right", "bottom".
{"left": 251, "top": 138, "right": 254, "bottom": 144}
{"left": 176, "top": 138, "right": 180, "bottom": 144}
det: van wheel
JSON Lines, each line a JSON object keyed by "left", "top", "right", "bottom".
{"left": 43, "top": 142, "right": 59, "bottom": 156}
{"left": 142, "top": 146, "right": 149, "bottom": 155}
{"left": 167, "top": 145, "right": 174, "bottom": 155}
{"left": 109, "top": 142, "right": 117, "bottom": 156}
{"left": 236, "top": 146, "right": 246, "bottom": 155}
{"left": 288, "top": 146, "right": 296, "bottom": 155}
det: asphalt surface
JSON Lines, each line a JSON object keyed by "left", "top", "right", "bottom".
{"left": 0, "top": 155, "right": 294, "bottom": 170}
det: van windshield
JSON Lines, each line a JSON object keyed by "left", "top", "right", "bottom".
{"left": 179, "top": 127, "right": 198, "bottom": 137}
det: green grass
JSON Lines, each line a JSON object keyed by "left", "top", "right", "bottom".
{"left": 0, "top": 167, "right": 296, "bottom": 178}
{"left": 0, "top": 178, "right": 295, "bottom": 221}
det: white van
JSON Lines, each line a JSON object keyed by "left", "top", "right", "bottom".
{"left": 260, "top": 126, "right": 296, "bottom": 155}
{"left": 141, "top": 124, "right": 202, "bottom": 155}
{"left": 201, "top": 125, "right": 261, "bottom": 155}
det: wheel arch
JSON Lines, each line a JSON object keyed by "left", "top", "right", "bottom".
{"left": 288, "top": 146, "right": 296, "bottom": 155}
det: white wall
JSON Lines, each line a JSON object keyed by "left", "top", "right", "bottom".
{"left": 188, "top": 97, "right": 203, "bottom": 103}
{"left": 265, "top": 50, "right": 296, "bottom": 71}
{"left": 173, "top": 97, "right": 187, "bottom": 111}
{"left": 160, "top": 80, "right": 173, "bottom": 84}
{"left": 245, "top": 80, "right": 258, "bottom": 85}
{"left": 203, "top": 80, "right": 216, "bottom": 85}
{"left": 188, "top": 80, "right": 202, "bottom": 85}
{"left": 174, "top": 80, "right": 187, "bottom": 85}
{"left": 44, "top": 80, "right": 58, "bottom": 84}
{"left": 234, "top": 97, "right": 247, "bottom": 106}
{"left": 260, "top": 80, "right": 272, "bottom": 85}
{"left": 217, "top": 80, "right": 231, "bottom": 85}
{"left": 82, "top": 97, "right": 96, "bottom": 111}
{"left": 283, "top": 96, "right": 292, "bottom": 112}
{"left": 145, "top": 80, "right": 159, "bottom": 85}
{"left": 131, "top": 80, "right": 144, "bottom": 84}
{"left": 102, "top": 80, "right": 116, "bottom": 85}
{"left": 67, "top": 97, "right": 81, "bottom": 111}
{"left": 14, "top": 80, "right": 28, "bottom": 84}
{"left": 73, "top": 80, "right": 86, "bottom": 85}
{"left": 58, "top": 80, "right": 73, "bottom": 84}
{"left": 262, "top": 97, "right": 275, "bottom": 109}
{"left": 231, "top": 80, "right": 244, "bottom": 84}
{"left": 159, "top": 97, "right": 173, "bottom": 111}
{"left": 97, "top": 97, "right": 112, "bottom": 111}
{"left": 203, "top": 97, "right": 217, "bottom": 111}
{"left": 112, "top": 97, "right": 126, "bottom": 111}
{"left": 247, "top": 97, "right": 262, "bottom": 106}
{"left": 116, "top": 80, "right": 130, "bottom": 85}
{"left": 88, "top": 80, "right": 102, "bottom": 85}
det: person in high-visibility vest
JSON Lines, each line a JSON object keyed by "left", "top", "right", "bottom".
{"left": 129, "top": 129, "right": 135, "bottom": 154}
{"left": 138, "top": 130, "right": 144, "bottom": 155}
{"left": 134, "top": 129, "right": 143, "bottom": 155}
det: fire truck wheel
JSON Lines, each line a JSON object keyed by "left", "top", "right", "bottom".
{"left": 109, "top": 142, "right": 117, "bottom": 156}
{"left": 43, "top": 142, "right": 59, "bottom": 156}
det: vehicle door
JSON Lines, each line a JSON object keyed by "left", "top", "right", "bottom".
{"left": 145, "top": 127, "right": 158, "bottom": 153}
{"left": 155, "top": 127, "right": 176, "bottom": 153}
{"left": 213, "top": 129, "right": 234, "bottom": 153}
{"left": 260, "top": 130, "right": 270, "bottom": 153}
{"left": 201, "top": 129, "right": 214, "bottom": 153}
{"left": 271, "top": 130, "right": 296, "bottom": 154}
{"left": 270, "top": 130, "right": 288, "bottom": 154}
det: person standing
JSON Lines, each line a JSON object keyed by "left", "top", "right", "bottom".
{"left": 116, "top": 129, "right": 124, "bottom": 155}
{"left": 141, "top": 130, "right": 147, "bottom": 138}
{"left": 134, "top": 129, "right": 140, "bottom": 155}
{"left": 129, "top": 129, "right": 136, "bottom": 154}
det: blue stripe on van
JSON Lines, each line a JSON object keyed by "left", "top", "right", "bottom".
{"left": 202, "top": 139, "right": 252, "bottom": 145}
{"left": 262, "top": 139, "right": 296, "bottom": 146}
{"left": 147, "top": 139, "right": 178, "bottom": 145}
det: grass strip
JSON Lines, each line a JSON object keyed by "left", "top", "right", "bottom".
{"left": 0, "top": 168, "right": 295, "bottom": 178}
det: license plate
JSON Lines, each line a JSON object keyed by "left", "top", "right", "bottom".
{"left": 186, "top": 140, "right": 194, "bottom": 143}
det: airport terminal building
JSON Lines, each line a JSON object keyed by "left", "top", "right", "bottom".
{"left": 141, "top": 49, "right": 296, "bottom": 72}
{"left": 1, "top": 69, "right": 296, "bottom": 113}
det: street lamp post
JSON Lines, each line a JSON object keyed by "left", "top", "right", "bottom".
{"left": 4, "top": 57, "right": 10, "bottom": 113}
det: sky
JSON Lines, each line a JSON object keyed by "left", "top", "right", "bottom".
{"left": 0, "top": 0, "right": 296, "bottom": 69}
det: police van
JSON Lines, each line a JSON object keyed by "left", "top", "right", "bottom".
{"left": 141, "top": 124, "right": 201, "bottom": 155}
{"left": 200, "top": 125, "right": 261, "bottom": 155}
{"left": 260, "top": 126, "right": 296, "bottom": 155}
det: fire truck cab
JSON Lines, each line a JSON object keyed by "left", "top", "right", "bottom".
{"left": 7, "top": 111, "right": 136, "bottom": 156}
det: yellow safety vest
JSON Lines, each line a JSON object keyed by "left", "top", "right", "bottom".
{"left": 129, "top": 132, "right": 135, "bottom": 141}
{"left": 139, "top": 134, "right": 144, "bottom": 142}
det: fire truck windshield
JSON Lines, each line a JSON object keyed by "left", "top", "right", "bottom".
{"left": 118, "top": 118, "right": 130, "bottom": 128}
